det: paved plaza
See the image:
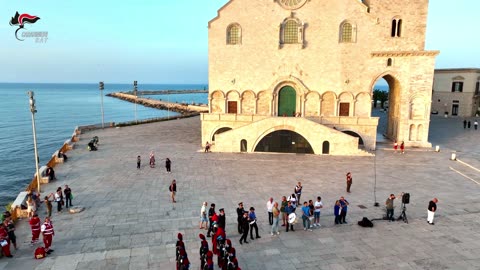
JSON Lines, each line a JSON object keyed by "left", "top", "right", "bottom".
{"left": 1, "top": 115, "right": 480, "bottom": 270}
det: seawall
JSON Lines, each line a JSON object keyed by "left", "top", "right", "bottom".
{"left": 106, "top": 92, "right": 208, "bottom": 114}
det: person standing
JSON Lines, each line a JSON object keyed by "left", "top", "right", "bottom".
{"left": 285, "top": 201, "right": 295, "bottom": 232}
{"left": 204, "top": 142, "right": 211, "bottom": 153}
{"left": 236, "top": 202, "right": 244, "bottom": 234}
{"left": 149, "top": 151, "right": 155, "bottom": 168}
{"left": 301, "top": 202, "right": 313, "bottom": 231}
{"left": 166, "top": 158, "right": 172, "bottom": 173}
{"left": 44, "top": 194, "right": 53, "bottom": 218}
{"left": 393, "top": 141, "right": 398, "bottom": 153}
{"left": 474, "top": 120, "right": 478, "bottom": 130}
{"left": 207, "top": 203, "right": 216, "bottom": 237}
{"left": 239, "top": 211, "right": 249, "bottom": 245}
{"left": 427, "top": 198, "right": 438, "bottom": 225}
{"left": 339, "top": 196, "right": 349, "bottom": 224}
{"left": 169, "top": 180, "right": 177, "bottom": 203}
{"left": 289, "top": 194, "right": 297, "bottom": 211}
{"left": 41, "top": 217, "right": 54, "bottom": 254}
{"left": 137, "top": 155, "right": 141, "bottom": 169}
{"left": 271, "top": 202, "right": 280, "bottom": 236}
{"left": 400, "top": 141, "right": 405, "bottom": 154}
{"left": 294, "top": 182, "right": 303, "bottom": 205}
{"left": 217, "top": 208, "right": 226, "bottom": 231}
{"left": 280, "top": 196, "right": 288, "bottom": 227}
{"left": 313, "top": 196, "right": 323, "bottom": 227}
{"left": 468, "top": 121, "right": 471, "bottom": 129}
{"left": 266, "top": 197, "right": 274, "bottom": 225}
{"left": 0, "top": 223, "right": 13, "bottom": 257}
{"left": 463, "top": 119, "right": 467, "bottom": 129}
{"left": 248, "top": 207, "right": 260, "bottom": 240}
{"left": 54, "top": 187, "right": 63, "bottom": 213}
{"left": 200, "top": 202, "right": 208, "bottom": 229}
{"left": 29, "top": 213, "right": 41, "bottom": 245}
{"left": 27, "top": 196, "right": 36, "bottom": 218}
{"left": 3, "top": 217, "right": 17, "bottom": 250}
{"left": 385, "top": 194, "right": 396, "bottom": 222}
{"left": 346, "top": 172, "right": 353, "bottom": 193}
{"left": 334, "top": 200, "right": 341, "bottom": 224}
{"left": 64, "top": 185, "right": 72, "bottom": 208}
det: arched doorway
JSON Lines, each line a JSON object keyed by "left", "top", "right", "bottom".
{"left": 278, "top": 86, "right": 296, "bottom": 116}
{"left": 212, "top": 127, "right": 232, "bottom": 141}
{"left": 372, "top": 75, "right": 401, "bottom": 141}
{"left": 254, "top": 130, "right": 313, "bottom": 154}
{"left": 322, "top": 141, "right": 330, "bottom": 154}
{"left": 342, "top": 131, "right": 364, "bottom": 145}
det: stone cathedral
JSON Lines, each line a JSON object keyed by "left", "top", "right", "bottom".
{"left": 201, "top": 0, "right": 438, "bottom": 155}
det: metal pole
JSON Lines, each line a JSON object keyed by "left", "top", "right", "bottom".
{"left": 167, "top": 91, "right": 170, "bottom": 119}
{"left": 134, "top": 81, "right": 138, "bottom": 124}
{"left": 373, "top": 150, "right": 379, "bottom": 206}
{"left": 99, "top": 82, "right": 105, "bottom": 128}
{"left": 28, "top": 91, "right": 41, "bottom": 194}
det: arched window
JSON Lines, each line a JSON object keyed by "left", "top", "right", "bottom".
{"left": 341, "top": 23, "right": 352, "bottom": 42}
{"left": 284, "top": 20, "right": 299, "bottom": 44}
{"left": 387, "top": 58, "right": 393, "bottom": 66}
{"left": 226, "top": 24, "right": 241, "bottom": 45}
{"left": 240, "top": 139, "right": 247, "bottom": 152}
{"left": 280, "top": 17, "right": 305, "bottom": 48}
{"left": 391, "top": 18, "right": 402, "bottom": 37}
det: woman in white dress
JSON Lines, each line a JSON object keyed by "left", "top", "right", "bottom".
{"left": 26, "top": 197, "right": 36, "bottom": 218}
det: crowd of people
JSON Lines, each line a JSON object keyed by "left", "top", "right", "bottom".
{"left": 0, "top": 185, "right": 72, "bottom": 259}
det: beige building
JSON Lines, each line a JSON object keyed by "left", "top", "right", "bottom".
{"left": 432, "top": 68, "right": 480, "bottom": 117}
{"left": 201, "top": 0, "right": 439, "bottom": 155}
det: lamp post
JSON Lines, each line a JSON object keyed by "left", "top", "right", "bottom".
{"left": 27, "top": 91, "right": 41, "bottom": 194}
{"left": 133, "top": 80, "right": 138, "bottom": 124}
{"left": 99, "top": 81, "right": 105, "bottom": 128}
{"left": 373, "top": 150, "right": 379, "bottom": 207}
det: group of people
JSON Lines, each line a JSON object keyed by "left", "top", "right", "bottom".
{"left": 393, "top": 141, "right": 405, "bottom": 154}
{"left": 0, "top": 210, "right": 55, "bottom": 259}
{"left": 136, "top": 152, "right": 172, "bottom": 173}
{"left": 462, "top": 119, "right": 478, "bottom": 130}
{"left": 43, "top": 185, "right": 73, "bottom": 215}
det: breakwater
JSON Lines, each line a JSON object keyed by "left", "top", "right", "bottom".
{"left": 124, "top": 89, "right": 208, "bottom": 95}
{"left": 106, "top": 92, "right": 208, "bottom": 114}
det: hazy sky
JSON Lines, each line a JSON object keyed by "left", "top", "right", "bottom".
{"left": 0, "top": 0, "right": 478, "bottom": 84}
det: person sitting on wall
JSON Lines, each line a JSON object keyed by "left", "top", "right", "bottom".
{"left": 46, "top": 166, "right": 56, "bottom": 181}
{"left": 58, "top": 151, "right": 68, "bottom": 162}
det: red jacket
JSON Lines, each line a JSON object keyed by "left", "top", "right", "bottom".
{"left": 0, "top": 227, "right": 8, "bottom": 240}
{"left": 30, "top": 217, "right": 41, "bottom": 231}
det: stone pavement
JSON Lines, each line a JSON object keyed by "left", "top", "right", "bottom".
{"left": 1, "top": 115, "right": 479, "bottom": 270}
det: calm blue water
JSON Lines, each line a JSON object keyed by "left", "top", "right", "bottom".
{"left": 0, "top": 83, "right": 207, "bottom": 207}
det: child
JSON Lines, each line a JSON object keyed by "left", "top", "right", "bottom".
{"left": 137, "top": 155, "right": 141, "bottom": 169}
{"left": 149, "top": 151, "right": 155, "bottom": 168}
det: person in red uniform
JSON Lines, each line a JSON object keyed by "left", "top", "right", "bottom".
{"left": 212, "top": 224, "right": 225, "bottom": 256}
{"left": 176, "top": 233, "right": 185, "bottom": 270}
{"left": 29, "top": 213, "right": 41, "bottom": 244}
{"left": 0, "top": 223, "right": 13, "bottom": 257}
{"left": 205, "top": 251, "right": 214, "bottom": 270}
{"left": 199, "top": 234, "right": 209, "bottom": 268}
{"left": 40, "top": 217, "right": 54, "bottom": 254}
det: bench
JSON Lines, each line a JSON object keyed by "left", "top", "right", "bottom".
{"left": 37, "top": 166, "right": 51, "bottom": 184}
{"left": 11, "top": 191, "right": 29, "bottom": 219}
{"left": 64, "top": 139, "right": 75, "bottom": 150}
{"left": 53, "top": 150, "right": 64, "bottom": 163}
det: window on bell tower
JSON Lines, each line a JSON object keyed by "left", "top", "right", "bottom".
{"left": 226, "top": 23, "right": 241, "bottom": 45}
{"left": 391, "top": 18, "right": 402, "bottom": 37}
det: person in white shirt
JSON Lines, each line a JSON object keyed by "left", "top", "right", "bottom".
{"left": 288, "top": 194, "right": 297, "bottom": 210}
{"left": 266, "top": 198, "right": 274, "bottom": 225}
{"left": 313, "top": 197, "right": 323, "bottom": 227}
{"left": 199, "top": 202, "right": 208, "bottom": 229}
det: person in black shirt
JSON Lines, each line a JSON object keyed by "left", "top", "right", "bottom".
{"left": 239, "top": 211, "right": 249, "bottom": 245}
{"left": 218, "top": 208, "right": 226, "bottom": 230}
{"left": 427, "top": 198, "right": 438, "bottom": 225}
{"left": 165, "top": 158, "right": 172, "bottom": 173}
{"left": 236, "top": 202, "right": 244, "bottom": 234}
{"left": 207, "top": 203, "right": 216, "bottom": 237}
{"left": 64, "top": 185, "right": 72, "bottom": 208}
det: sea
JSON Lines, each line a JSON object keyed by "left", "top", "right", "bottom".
{"left": 0, "top": 83, "right": 208, "bottom": 207}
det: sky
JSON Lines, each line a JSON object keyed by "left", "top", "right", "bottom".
{"left": 0, "top": 0, "right": 478, "bottom": 84}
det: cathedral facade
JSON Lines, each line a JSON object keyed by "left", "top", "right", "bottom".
{"left": 201, "top": 0, "right": 438, "bottom": 155}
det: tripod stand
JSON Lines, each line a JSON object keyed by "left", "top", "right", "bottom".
{"left": 397, "top": 203, "right": 408, "bottom": 223}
